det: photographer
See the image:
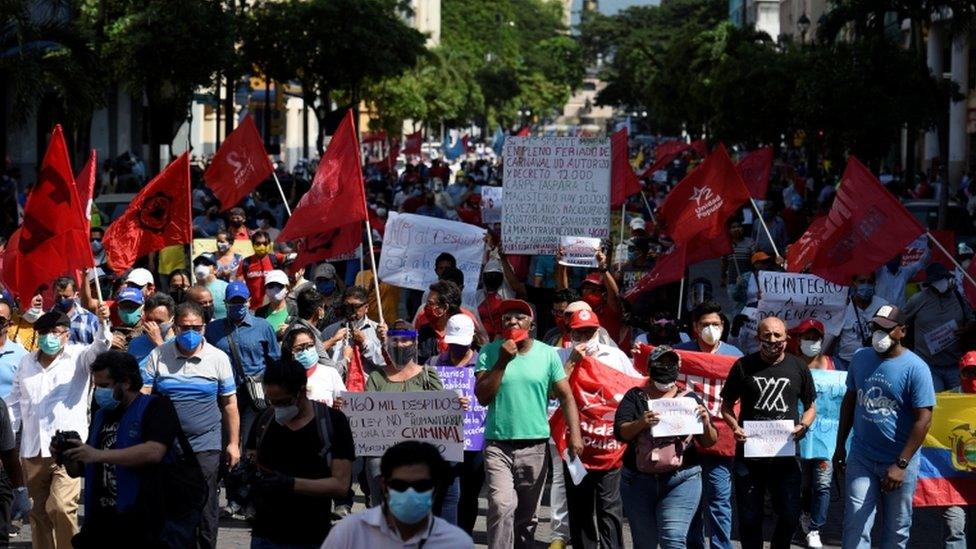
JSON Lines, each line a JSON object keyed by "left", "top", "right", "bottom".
{"left": 320, "top": 286, "right": 386, "bottom": 381}
{"left": 63, "top": 351, "right": 204, "bottom": 548}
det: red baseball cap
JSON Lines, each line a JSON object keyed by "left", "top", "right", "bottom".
{"left": 569, "top": 309, "right": 600, "bottom": 329}
{"left": 498, "top": 299, "right": 534, "bottom": 319}
{"left": 789, "top": 319, "right": 825, "bottom": 337}
{"left": 961, "top": 351, "right": 976, "bottom": 369}
{"left": 582, "top": 273, "right": 605, "bottom": 287}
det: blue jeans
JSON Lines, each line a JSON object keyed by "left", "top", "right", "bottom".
{"left": 801, "top": 458, "right": 832, "bottom": 531}
{"left": 440, "top": 475, "right": 460, "bottom": 525}
{"left": 250, "top": 537, "right": 319, "bottom": 549}
{"left": 943, "top": 505, "right": 972, "bottom": 549}
{"left": 620, "top": 466, "right": 702, "bottom": 549}
{"left": 733, "top": 456, "right": 802, "bottom": 549}
{"left": 842, "top": 451, "right": 920, "bottom": 548}
{"left": 930, "top": 364, "right": 961, "bottom": 391}
{"left": 685, "top": 454, "right": 733, "bottom": 549}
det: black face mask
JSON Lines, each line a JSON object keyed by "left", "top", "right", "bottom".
{"left": 483, "top": 272, "right": 503, "bottom": 291}
{"left": 648, "top": 361, "right": 679, "bottom": 385}
{"left": 201, "top": 305, "right": 215, "bottom": 323}
{"left": 342, "top": 304, "right": 359, "bottom": 319}
{"left": 170, "top": 288, "right": 187, "bottom": 305}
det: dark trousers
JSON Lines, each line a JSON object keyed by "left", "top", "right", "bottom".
{"left": 458, "top": 450, "right": 486, "bottom": 535}
{"left": 733, "top": 456, "right": 802, "bottom": 549}
{"left": 0, "top": 469, "right": 11, "bottom": 544}
{"left": 197, "top": 450, "right": 221, "bottom": 549}
{"left": 226, "top": 387, "right": 260, "bottom": 508}
{"left": 563, "top": 466, "right": 624, "bottom": 549}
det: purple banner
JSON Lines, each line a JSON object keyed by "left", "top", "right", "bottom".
{"left": 436, "top": 366, "right": 486, "bottom": 451}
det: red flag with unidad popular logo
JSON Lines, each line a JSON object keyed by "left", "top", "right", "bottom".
{"left": 103, "top": 153, "right": 192, "bottom": 272}
{"left": 735, "top": 146, "right": 773, "bottom": 199}
{"left": 204, "top": 115, "right": 274, "bottom": 211}
{"left": 289, "top": 223, "right": 363, "bottom": 274}
{"left": 788, "top": 156, "right": 924, "bottom": 285}
{"left": 659, "top": 144, "right": 751, "bottom": 246}
{"left": 550, "top": 356, "right": 644, "bottom": 470}
{"left": 278, "top": 110, "right": 367, "bottom": 243}
{"left": 610, "top": 128, "right": 642, "bottom": 208}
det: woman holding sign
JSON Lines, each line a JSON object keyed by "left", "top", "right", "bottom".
{"left": 613, "top": 345, "right": 718, "bottom": 549}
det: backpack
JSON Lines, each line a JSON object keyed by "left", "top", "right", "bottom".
{"left": 634, "top": 390, "right": 695, "bottom": 474}
{"left": 255, "top": 401, "right": 334, "bottom": 467}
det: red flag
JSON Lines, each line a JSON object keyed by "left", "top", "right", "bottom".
{"left": 75, "top": 149, "right": 97, "bottom": 222}
{"left": 103, "top": 153, "right": 192, "bottom": 272}
{"left": 278, "top": 110, "right": 367, "bottom": 243}
{"left": 550, "top": 356, "right": 643, "bottom": 470}
{"left": 639, "top": 140, "right": 690, "bottom": 179}
{"left": 3, "top": 125, "right": 92, "bottom": 303}
{"left": 659, "top": 144, "right": 751, "bottom": 246}
{"left": 735, "top": 147, "right": 773, "bottom": 199}
{"left": 633, "top": 344, "right": 740, "bottom": 457}
{"left": 516, "top": 126, "right": 531, "bottom": 137}
{"left": 788, "top": 157, "right": 924, "bottom": 285}
{"left": 402, "top": 131, "right": 422, "bottom": 155}
{"left": 786, "top": 216, "right": 828, "bottom": 273}
{"left": 623, "top": 244, "right": 686, "bottom": 302}
{"left": 689, "top": 140, "right": 708, "bottom": 157}
{"left": 610, "top": 128, "right": 641, "bottom": 208}
{"left": 289, "top": 223, "right": 363, "bottom": 274}
{"left": 204, "top": 115, "right": 274, "bottom": 211}
{"left": 346, "top": 346, "right": 366, "bottom": 392}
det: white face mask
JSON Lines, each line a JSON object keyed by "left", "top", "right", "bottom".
{"left": 700, "top": 325, "right": 722, "bottom": 346}
{"left": 872, "top": 330, "right": 893, "bottom": 354}
{"left": 799, "top": 339, "right": 822, "bottom": 358}
{"left": 194, "top": 265, "right": 211, "bottom": 281}
{"left": 271, "top": 288, "right": 288, "bottom": 302}
{"left": 653, "top": 381, "right": 676, "bottom": 391}
{"left": 932, "top": 279, "right": 951, "bottom": 294}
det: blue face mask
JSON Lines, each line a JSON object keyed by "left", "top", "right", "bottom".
{"left": 119, "top": 306, "right": 143, "bottom": 327}
{"left": 91, "top": 240, "right": 103, "bottom": 254}
{"left": 38, "top": 333, "right": 63, "bottom": 356}
{"left": 54, "top": 297, "right": 74, "bottom": 313}
{"left": 854, "top": 283, "right": 875, "bottom": 300}
{"left": 387, "top": 487, "right": 434, "bottom": 525}
{"left": 176, "top": 330, "right": 203, "bottom": 352}
{"left": 94, "top": 387, "right": 120, "bottom": 410}
{"left": 315, "top": 280, "right": 336, "bottom": 296}
{"left": 226, "top": 303, "right": 248, "bottom": 322}
{"left": 295, "top": 347, "right": 318, "bottom": 369}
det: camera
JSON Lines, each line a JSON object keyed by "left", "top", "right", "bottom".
{"left": 51, "top": 430, "right": 84, "bottom": 478}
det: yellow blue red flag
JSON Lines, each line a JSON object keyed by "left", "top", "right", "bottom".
{"left": 913, "top": 393, "right": 976, "bottom": 507}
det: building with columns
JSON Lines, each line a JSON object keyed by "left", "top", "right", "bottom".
{"left": 923, "top": 20, "right": 973, "bottom": 185}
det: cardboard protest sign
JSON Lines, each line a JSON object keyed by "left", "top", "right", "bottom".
{"left": 558, "top": 236, "right": 601, "bottom": 268}
{"left": 649, "top": 397, "right": 704, "bottom": 437}
{"left": 799, "top": 369, "right": 847, "bottom": 460}
{"left": 502, "top": 136, "right": 611, "bottom": 254}
{"left": 756, "top": 272, "right": 848, "bottom": 336}
{"left": 481, "top": 186, "right": 503, "bottom": 224}
{"left": 435, "top": 367, "right": 486, "bottom": 451}
{"left": 192, "top": 238, "right": 254, "bottom": 258}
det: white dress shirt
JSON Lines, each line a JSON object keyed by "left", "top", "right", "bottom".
{"left": 321, "top": 506, "right": 473, "bottom": 548}
{"left": 8, "top": 322, "right": 111, "bottom": 458}
{"left": 558, "top": 342, "right": 644, "bottom": 378}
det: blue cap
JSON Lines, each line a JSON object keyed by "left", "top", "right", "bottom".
{"left": 116, "top": 287, "right": 144, "bottom": 305}
{"left": 225, "top": 280, "right": 250, "bottom": 302}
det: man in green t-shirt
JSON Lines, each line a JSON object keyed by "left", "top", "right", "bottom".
{"left": 475, "top": 299, "right": 582, "bottom": 549}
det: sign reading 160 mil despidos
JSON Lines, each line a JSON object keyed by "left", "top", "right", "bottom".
{"left": 502, "top": 137, "right": 611, "bottom": 255}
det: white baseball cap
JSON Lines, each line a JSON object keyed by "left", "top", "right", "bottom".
{"left": 565, "top": 300, "right": 592, "bottom": 314}
{"left": 444, "top": 314, "right": 475, "bottom": 346}
{"left": 125, "top": 268, "right": 154, "bottom": 287}
{"left": 264, "top": 270, "right": 289, "bottom": 287}
{"left": 630, "top": 217, "right": 647, "bottom": 231}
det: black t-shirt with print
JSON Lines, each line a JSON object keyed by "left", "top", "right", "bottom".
{"left": 720, "top": 352, "right": 816, "bottom": 423}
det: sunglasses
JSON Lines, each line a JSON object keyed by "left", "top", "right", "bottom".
{"left": 386, "top": 478, "right": 435, "bottom": 493}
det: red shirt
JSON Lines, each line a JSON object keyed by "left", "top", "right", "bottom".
{"left": 236, "top": 254, "right": 283, "bottom": 309}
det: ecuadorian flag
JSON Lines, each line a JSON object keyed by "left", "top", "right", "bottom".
{"left": 914, "top": 393, "right": 976, "bottom": 507}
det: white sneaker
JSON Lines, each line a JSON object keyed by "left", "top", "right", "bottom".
{"left": 806, "top": 530, "right": 823, "bottom": 548}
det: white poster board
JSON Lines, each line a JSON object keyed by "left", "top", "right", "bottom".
{"left": 340, "top": 390, "right": 465, "bottom": 462}
{"left": 744, "top": 420, "right": 796, "bottom": 458}
{"left": 558, "top": 236, "right": 601, "bottom": 268}
{"left": 756, "top": 272, "right": 849, "bottom": 336}
{"left": 649, "top": 397, "right": 704, "bottom": 437}
{"left": 502, "top": 137, "right": 611, "bottom": 254}
{"left": 481, "top": 186, "right": 503, "bottom": 224}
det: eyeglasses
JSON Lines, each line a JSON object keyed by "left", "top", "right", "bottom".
{"left": 346, "top": 302, "right": 368, "bottom": 309}
{"left": 386, "top": 478, "right": 435, "bottom": 493}
{"left": 177, "top": 325, "right": 205, "bottom": 332}
{"left": 292, "top": 343, "right": 315, "bottom": 353}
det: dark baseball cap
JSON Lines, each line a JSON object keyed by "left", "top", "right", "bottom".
{"left": 35, "top": 312, "right": 70, "bottom": 333}
{"left": 871, "top": 304, "right": 906, "bottom": 330}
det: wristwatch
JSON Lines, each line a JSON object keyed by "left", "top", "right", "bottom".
{"left": 896, "top": 457, "right": 910, "bottom": 469}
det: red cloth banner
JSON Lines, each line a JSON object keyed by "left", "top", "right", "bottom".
{"left": 402, "top": 131, "right": 422, "bottom": 155}
{"left": 610, "top": 128, "right": 642, "bottom": 208}
{"left": 204, "top": 115, "right": 274, "bottom": 211}
{"left": 289, "top": 223, "right": 363, "bottom": 274}
{"left": 75, "top": 149, "right": 97, "bottom": 222}
{"left": 735, "top": 147, "right": 773, "bottom": 199}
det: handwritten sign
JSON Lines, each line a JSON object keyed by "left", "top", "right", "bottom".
{"left": 925, "top": 319, "right": 959, "bottom": 355}
{"left": 481, "top": 186, "right": 503, "bottom": 225}
{"left": 756, "top": 272, "right": 848, "bottom": 336}
{"left": 502, "top": 136, "right": 611, "bottom": 255}
{"left": 378, "top": 212, "right": 486, "bottom": 305}
{"left": 649, "top": 397, "right": 703, "bottom": 437}
{"left": 341, "top": 390, "right": 464, "bottom": 462}
{"left": 192, "top": 238, "right": 255, "bottom": 259}
{"left": 435, "top": 367, "right": 486, "bottom": 451}
{"left": 799, "top": 369, "right": 847, "bottom": 460}
{"left": 744, "top": 420, "right": 796, "bottom": 458}
{"left": 558, "top": 236, "right": 601, "bottom": 268}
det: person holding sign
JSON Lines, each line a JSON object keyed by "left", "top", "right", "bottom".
{"left": 475, "top": 299, "right": 582, "bottom": 549}
{"left": 556, "top": 250, "right": 626, "bottom": 347}
{"left": 833, "top": 305, "right": 935, "bottom": 549}
{"left": 720, "top": 316, "right": 816, "bottom": 549}
{"left": 613, "top": 346, "right": 717, "bottom": 549}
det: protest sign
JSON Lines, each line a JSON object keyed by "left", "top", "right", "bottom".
{"left": 435, "top": 367, "right": 486, "bottom": 451}
{"left": 799, "top": 369, "right": 847, "bottom": 460}
{"left": 502, "top": 136, "right": 611, "bottom": 255}
{"left": 481, "top": 186, "right": 503, "bottom": 224}
{"left": 558, "top": 236, "right": 601, "bottom": 268}
{"left": 756, "top": 272, "right": 848, "bottom": 336}
{"left": 744, "top": 420, "right": 796, "bottom": 458}
{"left": 192, "top": 238, "right": 254, "bottom": 258}
{"left": 378, "top": 212, "right": 487, "bottom": 304}
{"left": 649, "top": 396, "right": 703, "bottom": 437}
{"left": 925, "top": 319, "right": 959, "bottom": 355}
{"left": 341, "top": 390, "right": 464, "bottom": 462}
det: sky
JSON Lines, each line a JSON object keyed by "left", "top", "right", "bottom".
{"left": 598, "top": 0, "right": 660, "bottom": 13}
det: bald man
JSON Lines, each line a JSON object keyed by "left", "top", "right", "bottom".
{"left": 186, "top": 286, "right": 217, "bottom": 323}
{"left": 719, "top": 316, "right": 817, "bottom": 549}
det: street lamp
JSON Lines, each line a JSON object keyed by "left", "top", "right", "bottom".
{"left": 797, "top": 12, "right": 811, "bottom": 42}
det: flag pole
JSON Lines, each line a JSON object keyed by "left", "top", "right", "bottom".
{"left": 639, "top": 190, "right": 657, "bottom": 224}
{"left": 749, "top": 197, "right": 781, "bottom": 259}
{"left": 271, "top": 171, "right": 293, "bottom": 217}
{"left": 619, "top": 202, "right": 626, "bottom": 243}
{"left": 926, "top": 231, "right": 976, "bottom": 290}
{"left": 364, "top": 217, "right": 385, "bottom": 327}
{"left": 676, "top": 275, "right": 685, "bottom": 320}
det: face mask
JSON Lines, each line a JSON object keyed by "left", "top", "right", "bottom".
{"left": 53, "top": 297, "right": 74, "bottom": 313}
{"left": 216, "top": 242, "right": 231, "bottom": 253}
{"left": 119, "top": 307, "right": 143, "bottom": 327}
{"left": 648, "top": 360, "right": 679, "bottom": 388}
{"left": 295, "top": 347, "right": 318, "bottom": 369}
{"left": 760, "top": 340, "right": 787, "bottom": 360}
{"left": 700, "top": 325, "right": 722, "bottom": 346}
{"left": 90, "top": 240, "right": 103, "bottom": 254}
{"left": 872, "top": 330, "right": 893, "bottom": 354}
{"left": 854, "top": 283, "right": 875, "bottom": 300}
{"left": 169, "top": 288, "right": 186, "bottom": 304}
{"left": 274, "top": 404, "right": 300, "bottom": 425}
{"left": 387, "top": 487, "right": 434, "bottom": 525}
{"left": 159, "top": 321, "right": 174, "bottom": 336}
{"left": 799, "top": 339, "right": 822, "bottom": 358}
{"left": 502, "top": 328, "right": 529, "bottom": 342}
{"left": 227, "top": 303, "right": 248, "bottom": 322}
{"left": 315, "top": 280, "right": 336, "bottom": 296}
{"left": 22, "top": 307, "right": 42, "bottom": 324}
{"left": 201, "top": 305, "right": 214, "bottom": 323}
{"left": 653, "top": 381, "right": 676, "bottom": 391}
{"left": 931, "top": 279, "right": 951, "bottom": 294}
{"left": 387, "top": 342, "right": 418, "bottom": 370}
{"left": 483, "top": 272, "right": 503, "bottom": 291}
{"left": 194, "top": 265, "right": 211, "bottom": 280}
{"left": 253, "top": 244, "right": 271, "bottom": 255}
{"left": 94, "top": 386, "right": 120, "bottom": 411}
{"left": 582, "top": 293, "right": 603, "bottom": 310}
{"left": 176, "top": 330, "right": 203, "bottom": 352}
{"left": 38, "top": 333, "right": 63, "bottom": 356}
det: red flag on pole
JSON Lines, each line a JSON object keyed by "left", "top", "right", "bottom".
{"left": 204, "top": 114, "right": 274, "bottom": 211}
{"left": 610, "top": 128, "right": 641, "bottom": 208}
{"left": 735, "top": 147, "right": 773, "bottom": 199}
{"left": 75, "top": 149, "right": 97, "bottom": 222}
{"left": 277, "top": 110, "right": 367, "bottom": 243}
{"left": 103, "top": 153, "right": 192, "bottom": 272}
{"left": 659, "top": 144, "right": 751, "bottom": 246}
{"left": 402, "top": 131, "right": 422, "bottom": 155}
{"left": 689, "top": 140, "right": 708, "bottom": 158}
{"left": 623, "top": 232, "right": 732, "bottom": 303}
{"left": 639, "top": 140, "right": 690, "bottom": 179}
{"left": 3, "top": 125, "right": 92, "bottom": 303}
{"left": 788, "top": 156, "right": 924, "bottom": 285}
{"left": 289, "top": 223, "right": 363, "bottom": 274}
{"left": 346, "top": 346, "right": 367, "bottom": 392}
